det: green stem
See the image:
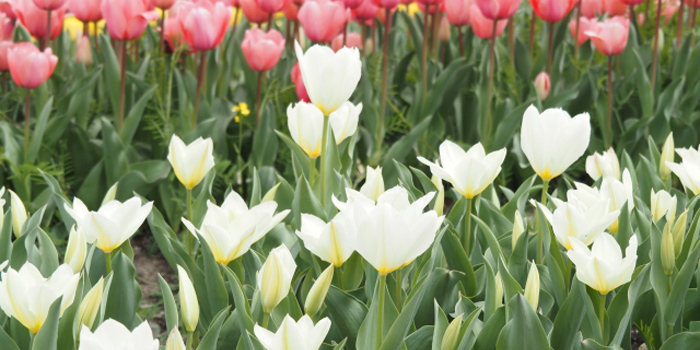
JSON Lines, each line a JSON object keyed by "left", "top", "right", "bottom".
{"left": 262, "top": 312, "right": 271, "bottom": 329}
{"left": 23, "top": 89, "right": 30, "bottom": 164}
{"left": 192, "top": 50, "right": 207, "bottom": 130}
{"left": 105, "top": 251, "right": 113, "bottom": 274}
{"left": 118, "top": 40, "right": 127, "bottom": 131}
{"left": 606, "top": 56, "right": 613, "bottom": 148}
{"left": 667, "top": 274, "right": 673, "bottom": 338}
{"left": 650, "top": 0, "right": 662, "bottom": 90}
{"left": 378, "top": 7, "right": 391, "bottom": 152}
{"left": 186, "top": 188, "right": 194, "bottom": 257}
{"left": 421, "top": 6, "right": 430, "bottom": 98}
{"left": 536, "top": 180, "right": 550, "bottom": 264}
{"left": 464, "top": 197, "right": 474, "bottom": 255}
{"left": 320, "top": 115, "right": 330, "bottom": 209}
{"left": 376, "top": 274, "right": 387, "bottom": 349}
{"left": 186, "top": 331, "right": 194, "bottom": 350}
{"left": 547, "top": 22, "right": 554, "bottom": 75}
{"left": 598, "top": 293, "right": 606, "bottom": 342}
{"left": 309, "top": 158, "right": 318, "bottom": 186}
{"left": 483, "top": 20, "right": 498, "bottom": 150}
{"left": 335, "top": 265, "right": 344, "bottom": 289}
{"left": 395, "top": 269, "right": 402, "bottom": 312}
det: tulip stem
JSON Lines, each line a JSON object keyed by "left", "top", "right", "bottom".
{"left": 376, "top": 274, "right": 387, "bottom": 349}
{"left": 233, "top": 7, "right": 239, "bottom": 36}
{"left": 547, "top": 22, "right": 554, "bottom": 76}
{"left": 308, "top": 158, "right": 317, "bottom": 185}
{"left": 395, "top": 269, "right": 402, "bottom": 312}
{"left": 651, "top": 0, "right": 662, "bottom": 90}
{"left": 255, "top": 71, "right": 263, "bottom": 126}
{"left": 267, "top": 13, "right": 273, "bottom": 32}
{"left": 118, "top": 40, "right": 127, "bottom": 131}
{"left": 421, "top": 6, "right": 430, "bottom": 98}
{"left": 666, "top": 274, "right": 673, "bottom": 338}
{"left": 320, "top": 115, "right": 330, "bottom": 209}
{"left": 458, "top": 27, "right": 465, "bottom": 57}
{"left": 262, "top": 312, "right": 270, "bottom": 328}
{"left": 105, "top": 251, "right": 112, "bottom": 274}
{"left": 598, "top": 293, "right": 606, "bottom": 341}
{"left": 378, "top": 8, "right": 391, "bottom": 153}
{"left": 529, "top": 13, "right": 536, "bottom": 55}
{"left": 193, "top": 51, "right": 207, "bottom": 130}
{"left": 483, "top": 20, "right": 498, "bottom": 150}
{"left": 23, "top": 89, "right": 30, "bottom": 164}
{"left": 606, "top": 56, "right": 613, "bottom": 148}
{"left": 464, "top": 197, "right": 473, "bottom": 256}
{"left": 508, "top": 21, "right": 514, "bottom": 63}
{"left": 159, "top": 9, "right": 167, "bottom": 53}
{"left": 536, "top": 179, "right": 549, "bottom": 265}
{"left": 186, "top": 188, "right": 194, "bottom": 257}
{"left": 44, "top": 9, "right": 52, "bottom": 51}
{"left": 676, "top": 0, "right": 685, "bottom": 49}
{"left": 574, "top": 5, "right": 581, "bottom": 80}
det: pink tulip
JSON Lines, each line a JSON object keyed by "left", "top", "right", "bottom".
{"left": 352, "top": 0, "right": 378, "bottom": 21}
{"left": 534, "top": 72, "right": 550, "bottom": 100}
{"left": 7, "top": 42, "right": 57, "bottom": 88}
{"left": 241, "top": 28, "right": 284, "bottom": 71}
{"left": 298, "top": 0, "right": 346, "bottom": 43}
{"left": 343, "top": 0, "right": 363, "bottom": 9}
{"left": 475, "top": 0, "right": 521, "bottom": 20}
{"left": 283, "top": 1, "right": 299, "bottom": 20}
{"left": 15, "top": 1, "right": 64, "bottom": 40}
{"left": 101, "top": 0, "right": 158, "bottom": 41}
{"left": 152, "top": 0, "right": 177, "bottom": 8}
{"left": 0, "top": 40, "right": 12, "bottom": 70}
{"left": 68, "top": 0, "right": 102, "bottom": 22}
{"left": 661, "top": 0, "right": 679, "bottom": 24}
{"left": 258, "top": 0, "right": 289, "bottom": 13}
{"left": 530, "top": 0, "right": 576, "bottom": 22}
{"left": 291, "top": 62, "right": 310, "bottom": 102}
{"left": 331, "top": 31, "right": 362, "bottom": 51}
{"left": 602, "top": 0, "right": 626, "bottom": 15}
{"left": 585, "top": 16, "right": 629, "bottom": 55}
{"left": 31, "top": 0, "right": 67, "bottom": 11}
{"left": 568, "top": 16, "right": 595, "bottom": 45}
{"left": 179, "top": 1, "right": 231, "bottom": 51}
{"left": 240, "top": 0, "right": 269, "bottom": 23}
{"left": 619, "top": 0, "right": 643, "bottom": 4}
{"left": 445, "top": 0, "right": 472, "bottom": 26}
{"left": 0, "top": 12, "right": 13, "bottom": 41}
{"left": 164, "top": 16, "right": 187, "bottom": 51}
{"left": 76, "top": 35, "right": 92, "bottom": 64}
{"left": 470, "top": 3, "right": 507, "bottom": 38}
{"left": 579, "top": 0, "right": 602, "bottom": 17}
{"left": 416, "top": 0, "right": 442, "bottom": 5}
{"left": 371, "top": 0, "right": 400, "bottom": 9}
{"left": 0, "top": 0, "right": 15, "bottom": 20}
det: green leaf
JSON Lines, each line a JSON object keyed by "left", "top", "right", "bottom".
{"left": 158, "top": 274, "right": 179, "bottom": 333}
{"left": 196, "top": 307, "right": 231, "bottom": 350}
{"left": 104, "top": 252, "right": 142, "bottom": 328}
{"left": 496, "top": 295, "right": 551, "bottom": 350}
{"left": 120, "top": 85, "right": 157, "bottom": 145}
{"left": 659, "top": 332, "right": 700, "bottom": 349}
{"left": 32, "top": 297, "right": 62, "bottom": 350}
{"left": 380, "top": 274, "right": 428, "bottom": 350}
{"left": 27, "top": 97, "right": 54, "bottom": 164}
{"left": 325, "top": 286, "right": 368, "bottom": 348}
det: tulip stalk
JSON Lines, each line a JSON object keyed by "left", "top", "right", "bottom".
{"left": 464, "top": 197, "right": 474, "bottom": 255}
{"left": 186, "top": 331, "right": 195, "bottom": 350}
{"left": 159, "top": 10, "right": 167, "bottom": 53}
{"left": 598, "top": 294, "right": 606, "bottom": 341}
{"left": 483, "top": 20, "right": 499, "bottom": 149}
{"left": 547, "top": 22, "right": 554, "bottom": 75}
{"left": 529, "top": 13, "right": 536, "bottom": 54}
{"left": 536, "top": 180, "right": 549, "bottom": 264}
{"left": 118, "top": 40, "right": 127, "bottom": 131}
{"left": 320, "top": 115, "right": 330, "bottom": 208}
{"left": 508, "top": 21, "right": 515, "bottom": 63}
{"left": 255, "top": 72, "right": 264, "bottom": 126}
{"left": 421, "top": 7, "right": 430, "bottom": 97}
{"left": 395, "top": 269, "right": 402, "bottom": 312}
{"left": 105, "top": 251, "right": 112, "bottom": 274}
{"left": 378, "top": 8, "right": 392, "bottom": 152}
{"left": 606, "top": 56, "right": 614, "bottom": 147}
{"left": 186, "top": 188, "right": 194, "bottom": 257}
{"left": 192, "top": 51, "right": 207, "bottom": 130}
{"left": 676, "top": 0, "right": 685, "bottom": 48}
{"left": 573, "top": 5, "right": 582, "bottom": 77}
{"left": 23, "top": 89, "right": 30, "bottom": 163}
{"left": 650, "top": 0, "right": 662, "bottom": 90}
{"left": 458, "top": 27, "right": 465, "bottom": 57}
{"left": 43, "top": 10, "right": 52, "bottom": 50}
{"left": 376, "top": 274, "right": 387, "bottom": 349}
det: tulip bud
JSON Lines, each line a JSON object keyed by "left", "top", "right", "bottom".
{"left": 304, "top": 265, "right": 334, "bottom": 317}
{"left": 262, "top": 183, "right": 281, "bottom": 203}
{"left": 76, "top": 35, "right": 92, "bottom": 65}
{"left": 258, "top": 245, "right": 296, "bottom": 313}
{"left": 102, "top": 182, "right": 119, "bottom": 206}
{"left": 65, "top": 226, "right": 87, "bottom": 274}
{"left": 495, "top": 272, "right": 504, "bottom": 307}
{"left": 661, "top": 222, "right": 675, "bottom": 275}
{"left": 441, "top": 314, "right": 463, "bottom": 350}
{"left": 432, "top": 175, "right": 445, "bottom": 216}
{"left": 512, "top": 211, "right": 525, "bottom": 250}
{"left": 524, "top": 261, "right": 540, "bottom": 311}
{"left": 177, "top": 265, "right": 199, "bottom": 332}
{"left": 75, "top": 277, "right": 104, "bottom": 335}
{"left": 360, "top": 166, "right": 385, "bottom": 202}
{"left": 534, "top": 72, "right": 551, "bottom": 101}
{"left": 438, "top": 16, "right": 451, "bottom": 42}
{"left": 364, "top": 38, "right": 375, "bottom": 54}
{"left": 672, "top": 209, "right": 688, "bottom": 257}
{"left": 9, "top": 190, "right": 27, "bottom": 239}
{"left": 167, "top": 135, "right": 215, "bottom": 190}
{"left": 165, "top": 328, "right": 186, "bottom": 350}
{"left": 650, "top": 189, "right": 677, "bottom": 224}
{"left": 659, "top": 133, "right": 674, "bottom": 180}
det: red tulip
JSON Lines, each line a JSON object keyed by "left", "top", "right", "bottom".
{"left": 352, "top": 0, "right": 378, "bottom": 21}
{"left": 445, "top": 0, "right": 472, "bottom": 26}
{"left": 241, "top": 28, "right": 284, "bottom": 71}
{"left": 534, "top": 72, "right": 550, "bottom": 100}
{"left": 343, "top": 0, "right": 363, "bottom": 9}
{"left": 298, "top": 0, "right": 346, "bottom": 43}
{"left": 101, "top": 0, "right": 158, "bottom": 41}
{"left": 15, "top": 0, "right": 64, "bottom": 40}
{"left": 31, "top": 0, "right": 66, "bottom": 11}
{"left": 0, "top": 1, "right": 15, "bottom": 20}
{"left": 152, "top": 0, "right": 177, "bottom": 9}
{"left": 0, "top": 40, "right": 12, "bottom": 70}
{"left": 180, "top": 1, "right": 231, "bottom": 51}
{"left": 240, "top": 0, "right": 269, "bottom": 23}
{"left": 470, "top": 3, "right": 507, "bottom": 38}
{"left": 475, "top": 0, "right": 521, "bottom": 20}
{"left": 258, "top": 0, "right": 290, "bottom": 14}
{"left": 579, "top": 0, "right": 602, "bottom": 17}
{"left": 371, "top": 0, "right": 400, "bottom": 9}
{"left": 0, "top": 12, "right": 13, "bottom": 41}
{"left": 416, "top": 0, "right": 443, "bottom": 5}
{"left": 602, "top": 0, "right": 626, "bottom": 15}
{"left": 291, "top": 62, "right": 310, "bottom": 102}
{"left": 530, "top": 0, "right": 576, "bottom": 22}
{"left": 68, "top": 0, "right": 103, "bottom": 22}
{"left": 331, "top": 31, "right": 362, "bottom": 51}
{"left": 585, "top": 16, "right": 629, "bottom": 55}
{"left": 7, "top": 42, "right": 57, "bottom": 88}
{"left": 619, "top": 0, "right": 643, "bottom": 4}
{"left": 283, "top": 1, "right": 299, "bottom": 20}
{"left": 568, "top": 16, "right": 595, "bottom": 45}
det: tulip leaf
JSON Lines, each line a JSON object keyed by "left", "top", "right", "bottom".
{"left": 439, "top": 229, "right": 477, "bottom": 298}
{"left": 381, "top": 116, "right": 433, "bottom": 181}
{"left": 472, "top": 214, "right": 505, "bottom": 260}
{"left": 223, "top": 265, "right": 255, "bottom": 334}
{"left": 158, "top": 274, "right": 179, "bottom": 334}
{"left": 104, "top": 252, "right": 142, "bottom": 328}
{"left": 292, "top": 176, "right": 326, "bottom": 227}
{"left": 99, "top": 34, "right": 121, "bottom": 117}
{"left": 32, "top": 297, "right": 62, "bottom": 350}
{"left": 325, "top": 286, "right": 368, "bottom": 348}
{"left": 27, "top": 96, "right": 54, "bottom": 164}
{"left": 659, "top": 332, "right": 700, "bottom": 349}
{"left": 0, "top": 204, "right": 13, "bottom": 263}
{"left": 579, "top": 339, "right": 624, "bottom": 350}
{"left": 39, "top": 170, "right": 74, "bottom": 233}
{"left": 196, "top": 307, "right": 230, "bottom": 350}
{"left": 37, "top": 228, "right": 58, "bottom": 277}
{"left": 664, "top": 242, "right": 700, "bottom": 327}
{"left": 500, "top": 175, "right": 536, "bottom": 221}
{"left": 379, "top": 274, "right": 428, "bottom": 350}
{"left": 431, "top": 300, "right": 449, "bottom": 350}
{"left": 551, "top": 280, "right": 588, "bottom": 350}
{"left": 495, "top": 294, "right": 552, "bottom": 350}
{"left": 275, "top": 130, "right": 311, "bottom": 181}
{"left": 473, "top": 307, "right": 506, "bottom": 349}
{"left": 0, "top": 327, "right": 19, "bottom": 350}
{"left": 199, "top": 240, "right": 229, "bottom": 328}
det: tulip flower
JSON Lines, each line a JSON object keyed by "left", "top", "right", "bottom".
{"left": 305, "top": 265, "right": 334, "bottom": 316}
{"left": 258, "top": 0, "right": 289, "bottom": 14}
{"left": 79, "top": 320, "right": 160, "bottom": 350}
{"left": 242, "top": 28, "right": 285, "bottom": 72}
{"left": 524, "top": 261, "right": 540, "bottom": 311}
{"left": 446, "top": 0, "right": 472, "bottom": 25}
{"left": 569, "top": 16, "right": 596, "bottom": 45}
{"left": 287, "top": 101, "right": 361, "bottom": 159}
{"left": 534, "top": 72, "right": 550, "bottom": 100}
{"left": 570, "top": 170, "right": 634, "bottom": 233}
{"left": 0, "top": 41, "right": 12, "bottom": 71}
{"left": 475, "top": 0, "right": 522, "bottom": 19}
{"left": 353, "top": 0, "right": 379, "bottom": 21}
{"left": 531, "top": 0, "right": 576, "bottom": 22}
{"left": 182, "top": 191, "right": 290, "bottom": 264}
{"left": 585, "top": 16, "right": 630, "bottom": 56}
{"left": 68, "top": 0, "right": 103, "bottom": 23}
{"left": 331, "top": 32, "right": 363, "bottom": 51}
{"left": 666, "top": 146, "right": 700, "bottom": 195}
{"left": 75, "top": 277, "right": 105, "bottom": 332}
{"left": 152, "top": 0, "right": 177, "bottom": 9}
{"left": 585, "top": 147, "right": 620, "bottom": 181}
{"left": 361, "top": 166, "right": 385, "bottom": 201}
{"left": 65, "top": 226, "right": 87, "bottom": 273}
{"left": 512, "top": 211, "right": 525, "bottom": 249}
{"left": 165, "top": 328, "right": 186, "bottom": 350}
{"left": 659, "top": 133, "right": 674, "bottom": 180}
{"left": 15, "top": 1, "right": 64, "bottom": 42}
{"left": 371, "top": 0, "right": 401, "bottom": 8}
{"left": 298, "top": 0, "right": 346, "bottom": 43}
{"left": 520, "top": 105, "right": 591, "bottom": 182}
{"left": 603, "top": 0, "right": 627, "bottom": 15}
{"left": 7, "top": 42, "right": 57, "bottom": 89}
{"left": 651, "top": 189, "right": 677, "bottom": 223}
{"left": 296, "top": 212, "right": 356, "bottom": 266}
{"left": 257, "top": 244, "right": 296, "bottom": 313}
{"left": 0, "top": 12, "right": 12, "bottom": 41}
{"left": 31, "top": 0, "right": 66, "bottom": 10}
{"left": 567, "top": 232, "right": 638, "bottom": 295}
{"left": 0, "top": 263, "right": 80, "bottom": 333}
{"left": 177, "top": 265, "right": 199, "bottom": 333}
{"left": 76, "top": 35, "right": 92, "bottom": 65}
{"left": 580, "top": 0, "right": 604, "bottom": 17}
{"left": 291, "top": 63, "right": 310, "bottom": 102}
{"left": 8, "top": 189, "right": 26, "bottom": 238}
{"left": 254, "top": 315, "right": 331, "bottom": 350}
{"left": 240, "top": 0, "right": 270, "bottom": 23}
{"left": 167, "top": 135, "right": 215, "bottom": 190}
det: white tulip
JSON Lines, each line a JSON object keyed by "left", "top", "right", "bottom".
{"left": 666, "top": 146, "right": 700, "bottom": 195}
{"left": 66, "top": 197, "right": 153, "bottom": 253}
{"left": 585, "top": 147, "right": 620, "bottom": 181}
{"left": 296, "top": 212, "right": 355, "bottom": 267}
{"left": 177, "top": 265, "right": 199, "bottom": 332}
{"left": 418, "top": 141, "right": 506, "bottom": 199}
{"left": 570, "top": 170, "right": 634, "bottom": 233}
{"left": 659, "top": 133, "right": 674, "bottom": 180}
{"left": 512, "top": 211, "right": 525, "bottom": 250}
{"left": 9, "top": 190, "right": 27, "bottom": 239}
{"left": 520, "top": 105, "right": 591, "bottom": 181}
{"left": 524, "top": 261, "right": 540, "bottom": 311}
{"left": 328, "top": 101, "right": 362, "bottom": 144}
{"left": 65, "top": 226, "right": 87, "bottom": 273}
{"left": 650, "top": 189, "right": 677, "bottom": 223}
{"left": 304, "top": 265, "right": 334, "bottom": 317}
{"left": 254, "top": 314, "right": 331, "bottom": 350}
{"left": 0, "top": 263, "right": 80, "bottom": 333}
{"left": 165, "top": 328, "right": 186, "bottom": 350}
{"left": 294, "top": 42, "right": 362, "bottom": 115}
{"left": 287, "top": 102, "right": 325, "bottom": 159}
{"left": 79, "top": 319, "right": 159, "bottom": 350}
{"left": 167, "top": 135, "right": 215, "bottom": 190}
{"left": 360, "top": 166, "right": 385, "bottom": 202}
{"left": 182, "top": 191, "right": 290, "bottom": 265}
{"left": 567, "top": 233, "right": 638, "bottom": 295}
{"left": 257, "top": 244, "right": 296, "bottom": 313}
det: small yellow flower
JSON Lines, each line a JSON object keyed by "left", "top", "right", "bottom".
{"left": 63, "top": 17, "right": 105, "bottom": 40}
{"left": 233, "top": 103, "right": 251, "bottom": 123}
{"left": 397, "top": 3, "right": 421, "bottom": 17}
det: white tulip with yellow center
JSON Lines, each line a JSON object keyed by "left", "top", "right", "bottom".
{"left": 347, "top": 186, "right": 444, "bottom": 275}
{"left": 520, "top": 105, "right": 591, "bottom": 181}
{"left": 65, "top": 226, "right": 87, "bottom": 273}
{"left": 567, "top": 233, "right": 638, "bottom": 295}
{"left": 177, "top": 265, "right": 199, "bottom": 333}
{"left": 666, "top": 146, "right": 700, "bottom": 195}
{"left": 296, "top": 212, "right": 356, "bottom": 267}
{"left": 9, "top": 190, "right": 27, "bottom": 239}
{"left": 570, "top": 169, "right": 634, "bottom": 233}
{"left": 79, "top": 319, "right": 159, "bottom": 350}
{"left": 418, "top": 141, "right": 506, "bottom": 199}
{"left": 0, "top": 263, "right": 80, "bottom": 333}
{"left": 66, "top": 197, "right": 153, "bottom": 254}
{"left": 287, "top": 101, "right": 361, "bottom": 159}
{"left": 257, "top": 244, "right": 296, "bottom": 313}
{"left": 254, "top": 314, "right": 331, "bottom": 350}
{"left": 295, "top": 42, "right": 361, "bottom": 115}
{"left": 182, "top": 191, "right": 290, "bottom": 265}
{"left": 585, "top": 147, "right": 620, "bottom": 181}
{"left": 167, "top": 135, "right": 215, "bottom": 190}
{"left": 650, "top": 189, "right": 677, "bottom": 223}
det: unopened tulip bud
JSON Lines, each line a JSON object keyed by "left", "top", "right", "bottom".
{"left": 585, "top": 147, "right": 620, "bottom": 181}
{"left": 512, "top": 211, "right": 525, "bottom": 250}
{"left": 258, "top": 245, "right": 296, "bottom": 313}
{"left": 167, "top": 135, "right": 215, "bottom": 190}
{"left": 75, "top": 277, "right": 104, "bottom": 334}
{"left": 441, "top": 314, "right": 463, "bottom": 350}
{"left": 495, "top": 272, "right": 504, "bottom": 307}
{"left": 177, "top": 265, "right": 199, "bottom": 332}
{"left": 9, "top": 190, "right": 27, "bottom": 239}
{"left": 165, "top": 328, "right": 186, "bottom": 350}
{"left": 524, "top": 261, "right": 540, "bottom": 311}
{"left": 304, "top": 265, "right": 334, "bottom": 317}
{"left": 661, "top": 222, "right": 675, "bottom": 275}
{"left": 364, "top": 38, "right": 375, "bottom": 54}
{"left": 650, "top": 189, "right": 677, "bottom": 224}
{"left": 672, "top": 209, "right": 688, "bottom": 257}
{"left": 438, "top": 16, "right": 451, "bottom": 42}
{"left": 262, "top": 183, "right": 281, "bottom": 203}
{"left": 360, "top": 166, "right": 385, "bottom": 201}
{"left": 659, "top": 133, "right": 674, "bottom": 180}
{"left": 432, "top": 175, "right": 445, "bottom": 216}
{"left": 102, "top": 182, "right": 119, "bottom": 206}
{"left": 65, "top": 226, "right": 87, "bottom": 273}
{"left": 76, "top": 36, "right": 92, "bottom": 65}
{"left": 534, "top": 72, "right": 550, "bottom": 101}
